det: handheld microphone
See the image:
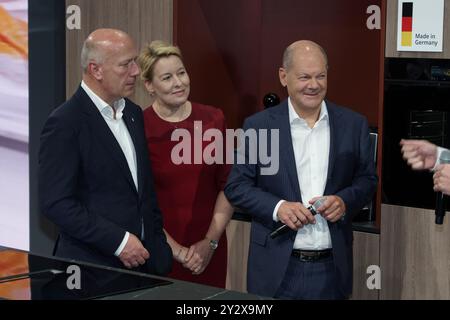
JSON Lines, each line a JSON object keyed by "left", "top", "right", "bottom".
{"left": 435, "top": 150, "right": 450, "bottom": 225}
{"left": 270, "top": 197, "right": 326, "bottom": 239}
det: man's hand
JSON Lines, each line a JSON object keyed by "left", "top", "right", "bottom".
{"left": 174, "top": 245, "right": 189, "bottom": 264}
{"left": 119, "top": 233, "right": 149, "bottom": 269}
{"left": 433, "top": 164, "right": 450, "bottom": 195}
{"left": 400, "top": 139, "right": 438, "bottom": 170}
{"left": 277, "top": 201, "right": 316, "bottom": 230}
{"left": 182, "top": 239, "right": 213, "bottom": 275}
{"left": 310, "top": 195, "right": 346, "bottom": 223}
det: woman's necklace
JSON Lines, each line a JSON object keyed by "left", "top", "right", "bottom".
{"left": 153, "top": 102, "right": 190, "bottom": 129}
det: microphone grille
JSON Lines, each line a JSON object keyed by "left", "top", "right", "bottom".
{"left": 440, "top": 150, "right": 450, "bottom": 164}
{"left": 312, "top": 197, "right": 326, "bottom": 211}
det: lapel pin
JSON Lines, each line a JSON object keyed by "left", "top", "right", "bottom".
{"left": 131, "top": 117, "right": 135, "bottom": 122}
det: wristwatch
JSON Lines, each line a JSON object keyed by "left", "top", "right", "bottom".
{"left": 208, "top": 239, "right": 219, "bottom": 250}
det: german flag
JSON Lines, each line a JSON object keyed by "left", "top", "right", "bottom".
{"left": 401, "top": 2, "right": 413, "bottom": 46}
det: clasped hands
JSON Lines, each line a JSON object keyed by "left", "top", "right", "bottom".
{"left": 118, "top": 234, "right": 214, "bottom": 274}
{"left": 176, "top": 238, "right": 214, "bottom": 275}
{"left": 277, "top": 195, "right": 346, "bottom": 230}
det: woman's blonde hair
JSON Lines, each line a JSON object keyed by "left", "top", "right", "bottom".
{"left": 137, "top": 40, "right": 183, "bottom": 82}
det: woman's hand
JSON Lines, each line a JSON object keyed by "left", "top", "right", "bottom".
{"left": 183, "top": 239, "right": 214, "bottom": 275}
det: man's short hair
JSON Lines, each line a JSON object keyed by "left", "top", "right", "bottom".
{"left": 80, "top": 39, "right": 105, "bottom": 72}
{"left": 282, "top": 42, "right": 329, "bottom": 70}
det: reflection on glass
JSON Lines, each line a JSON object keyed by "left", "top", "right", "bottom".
{"left": 0, "top": 250, "right": 172, "bottom": 300}
{"left": 0, "top": 250, "right": 30, "bottom": 300}
{"left": 0, "top": 0, "right": 28, "bottom": 141}
{"left": 0, "top": 0, "right": 29, "bottom": 251}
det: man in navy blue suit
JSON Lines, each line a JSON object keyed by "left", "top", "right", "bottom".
{"left": 38, "top": 29, "right": 172, "bottom": 275}
{"left": 224, "top": 40, "right": 377, "bottom": 299}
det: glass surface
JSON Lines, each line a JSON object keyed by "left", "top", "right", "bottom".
{"left": 383, "top": 58, "right": 450, "bottom": 209}
{"left": 0, "top": 249, "right": 172, "bottom": 300}
{"left": 0, "top": 0, "right": 29, "bottom": 252}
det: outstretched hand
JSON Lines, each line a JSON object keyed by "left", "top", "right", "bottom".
{"left": 400, "top": 139, "right": 438, "bottom": 170}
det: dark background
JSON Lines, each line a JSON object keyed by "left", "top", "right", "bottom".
{"left": 29, "top": 0, "right": 66, "bottom": 254}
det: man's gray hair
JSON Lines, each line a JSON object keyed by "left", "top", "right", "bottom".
{"left": 80, "top": 39, "right": 104, "bottom": 72}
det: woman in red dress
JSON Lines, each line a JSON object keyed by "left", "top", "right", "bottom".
{"left": 137, "top": 41, "right": 234, "bottom": 288}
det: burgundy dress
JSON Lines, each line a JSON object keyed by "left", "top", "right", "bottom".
{"left": 143, "top": 102, "right": 230, "bottom": 288}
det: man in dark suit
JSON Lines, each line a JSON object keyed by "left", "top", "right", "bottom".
{"left": 38, "top": 29, "right": 172, "bottom": 275}
{"left": 224, "top": 40, "right": 377, "bottom": 299}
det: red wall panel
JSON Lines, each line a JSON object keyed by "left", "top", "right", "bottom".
{"left": 175, "top": 0, "right": 383, "bottom": 128}
{"left": 174, "top": 0, "right": 262, "bottom": 129}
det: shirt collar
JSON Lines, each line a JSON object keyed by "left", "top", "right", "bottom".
{"left": 81, "top": 80, "right": 126, "bottom": 120}
{"left": 288, "top": 97, "right": 328, "bottom": 125}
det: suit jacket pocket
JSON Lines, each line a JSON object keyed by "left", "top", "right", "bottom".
{"left": 250, "top": 222, "right": 269, "bottom": 247}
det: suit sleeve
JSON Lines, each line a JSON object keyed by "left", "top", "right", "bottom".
{"left": 38, "top": 114, "right": 126, "bottom": 256}
{"left": 335, "top": 117, "right": 378, "bottom": 221}
{"left": 224, "top": 117, "right": 282, "bottom": 226}
{"left": 144, "top": 164, "right": 173, "bottom": 276}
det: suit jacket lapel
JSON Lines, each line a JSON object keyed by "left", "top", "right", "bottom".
{"left": 75, "top": 87, "right": 138, "bottom": 194}
{"left": 324, "top": 101, "right": 342, "bottom": 195}
{"left": 123, "top": 105, "right": 145, "bottom": 200}
{"left": 273, "top": 101, "right": 302, "bottom": 202}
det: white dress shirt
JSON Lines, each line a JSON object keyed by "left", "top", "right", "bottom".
{"left": 273, "top": 98, "right": 332, "bottom": 250}
{"left": 81, "top": 81, "right": 138, "bottom": 256}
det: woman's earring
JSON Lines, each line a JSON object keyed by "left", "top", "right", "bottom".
{"left": 149, "top": 91, "right": 155, "bottom": 97}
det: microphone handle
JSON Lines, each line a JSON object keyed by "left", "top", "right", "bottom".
{"left": 435, "top": 192, "right": 446, "bottom": 225}
{"left": 436, "top": 151, "right": 450, "bottom": 225}
{"left": 269, "top": 224, "right": 289, "bottom": 239}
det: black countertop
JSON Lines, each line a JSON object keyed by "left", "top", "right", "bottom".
{"left": 0, "top": 247, "right": 267, "bottom": 300}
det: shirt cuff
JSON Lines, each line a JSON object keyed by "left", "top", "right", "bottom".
{"left": 432, "top": 147, "right": 447, "bottom": 171}
{"left": 114, "top": 231, "right": 129, "bottom": 256}
{"left": 273, "top": 200, "right": 286, "bottom": 222}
